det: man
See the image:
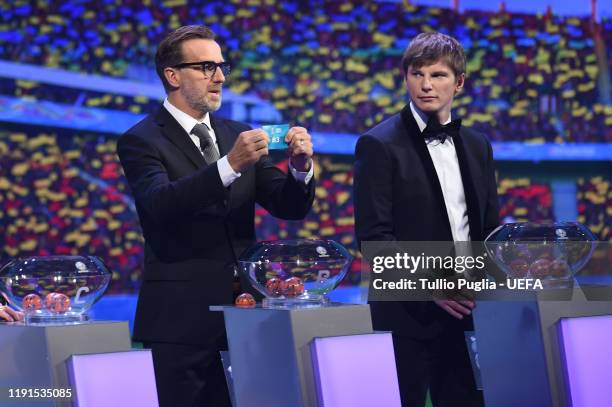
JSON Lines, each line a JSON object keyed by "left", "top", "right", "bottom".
{"left": 117, "top": 25, "right": 315, "bottom": 407}
{"left": 354, "top": 32, "right": 499, "bottom": 406}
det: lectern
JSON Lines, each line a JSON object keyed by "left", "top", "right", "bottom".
{"left": 0, "top": 321, "right": 131, "bottom": 407}
{"left": 473, "top": 289, "right": 612, "bottom": 407}
{"left": 212, "top": 304, "right": 373, "bottom": 407}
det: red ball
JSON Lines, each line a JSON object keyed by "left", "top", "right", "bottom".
{"left": 265, "top": 278, "right": 282, "bottom": 297}
{"left": 22, "top": 294, "right": 42, "bottom": 311}
{"left": 550, "top": 259, "right": 571, "bottom": 278}
{"left": 44, "top": 293, "right": 57, "bottom": 309}
{"left": 44, "top": 292, "right": 70, "bottom": 314}
{"left": 536, "top": 249, "right": 553, "bottom": 261}
{"left": 529, "top": 258, "right": 551, "bottom": 279}
{"left": 282, "top": 277, "right": 305, "bottom": 298}
{"left": 509, "top": 259, "right": 529, "bottom": 278}
{"left": 235, "top": 293, "right": 256, "bottom": 308}
{"left": 516, "top": 248, "right": 533, "bottom": 262}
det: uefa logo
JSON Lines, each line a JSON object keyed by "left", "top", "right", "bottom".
{"left": 316, "top": 246, "right": 329, "bottom": 257}
{"left": 75, "top": 261, "right": 88, "bottom": 272}
{"left": 555, "top": 228, "right": 568, "bottom": 240}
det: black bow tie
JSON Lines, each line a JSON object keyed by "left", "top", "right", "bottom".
{"left": 422, "top": 117, "right": 462, "bottom": 144}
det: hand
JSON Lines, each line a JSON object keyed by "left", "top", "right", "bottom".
{"left": 433, "top": 285, "right": 475, "bottom": 319}
{"left": 285, "top": 126, "right": 313, "bottom": 172}
{"left": 433, "top": 298, "right": 475, "bottom": 319}
{"left": 0, "top": 305, "right": 23, "bottom": 322}
{"left": 227, "top": 129, "right": 269, "bottom": 173}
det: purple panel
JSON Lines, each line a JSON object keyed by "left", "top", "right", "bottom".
{"left": 311, "top": 332, "right": 401, "bottom": 407}
{"left": 67, "top": 350, "right": 159, "bottom": 407}
{"left": 559, "top": 315, "right": 612, "bottom": 407}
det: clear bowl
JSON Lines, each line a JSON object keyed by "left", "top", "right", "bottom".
{"left": 0, "top": 256, "right": 111, "bottom": 324}
{"left": 239, "top": 239, "right": 352, "bottom": 307}
{"left": 484, "top": 222, "right": 597, "bottom": 286}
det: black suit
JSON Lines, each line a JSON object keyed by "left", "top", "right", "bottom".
{"left": 117, "top": 106, "right": 314, "bottom": 406}
{"left": 354, "top": 105, "right": 499, "bottom": 406}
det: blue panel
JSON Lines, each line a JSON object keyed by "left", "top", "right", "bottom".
{"left": 89, "top": 294, "right": 138, "bottom": 335}
{"left": 490, "top": 142, "right": 612, "bottom": 161}
{"left": 0, "top": 94, "right": 610, "bottom": 161}
{"left": 551, "top": 181, "right": 578, "bottom": 221}
{"left": 473, "top": 301, "right": 553, "bottom": 407}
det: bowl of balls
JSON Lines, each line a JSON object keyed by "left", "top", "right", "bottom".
{"left": 0, "top": 256, "right": 111, "bottom": 324}
{"left": 484, "top": 222, "right": 597, "bottom": 288}
{"left": 239, "top": 239, "right": 352, "bottom": 308}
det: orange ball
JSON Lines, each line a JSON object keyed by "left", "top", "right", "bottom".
{"left": 22, "top": 294, "right": 42, "bottom": 311}
{"left": 44, "top": 293, "right": 56, "bottom": 309}
{"left": 509, "top": 259, "right": 529, "bottom": 278}
{"left": 529, "top": 258, "right": 551, "bottom": 279}
{"left": 282, "top": 277, "right": 305, "bottom": 298}
{"left": 265, "top": 278, "right": 282, "bottom": 297}
{"left": 44, "top": 292, "right": 70, "bottom": 314}
{"left": 550, "top": 259, "right": 570, "bottom": 278}
{"left": 235, "top": 293, "right": 256, "bottom": 308}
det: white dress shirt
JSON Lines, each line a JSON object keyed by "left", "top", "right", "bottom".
{"left": 410, "top": 101, "right": 471, "bottom": 242}
{"left": 163, "top": 99, "right": 313, "bottom": 187}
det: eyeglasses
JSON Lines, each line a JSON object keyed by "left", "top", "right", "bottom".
{"left": 171, "top": 61, "right": 231, "bottom": 77}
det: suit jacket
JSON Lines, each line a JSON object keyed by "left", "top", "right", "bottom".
{"left": 354, "top": 104, "right": 499, "bottom": 339}
{"left": 117, "top": 106, "right": 315, "bottom": 346}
